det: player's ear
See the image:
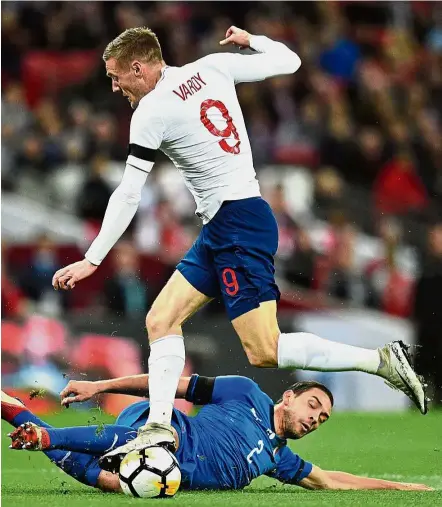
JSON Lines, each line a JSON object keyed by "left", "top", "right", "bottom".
{"left": 132, "top": 61, "right": 142, "bottom": 76}
{"left": 282, "top": 390, "right": 293, "bottom": 406}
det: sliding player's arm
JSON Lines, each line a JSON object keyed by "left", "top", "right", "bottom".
{"left": 52, "top": 104, "right": 164, "bottom": 290}
{"left": 270, "top": 447, "right": 432, "bottom": 491}
{"left": 96, "top": 471, "right": 123, "bottom": 493}
{"left": 60, "top": 374, "right": 253, "bottom": 406}
{"left": 60, "top": 375, "right": 192, "bottom": 406}
{"left": 299, "top": 465, "right": 433, "bottom": 491}
{"left": 215, "top": 25, "right": 301, "bottom": 83}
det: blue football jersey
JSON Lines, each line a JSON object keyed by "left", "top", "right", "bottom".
{"left": 116, "top": 375, "right": 312, "bottom": 490}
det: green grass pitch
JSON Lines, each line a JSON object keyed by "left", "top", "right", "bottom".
{"left": 2, "top": 409, "right": 441, "bottom": 506}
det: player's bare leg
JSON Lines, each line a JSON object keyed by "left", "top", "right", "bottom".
{"left": 100, "top": 270, "right": 211, "bottom": 472}
{"left": 232, "top": 301, "right": 281, "bottom": 367}
{"left": 231, "top": 301, "right": 427, "bottom": 414}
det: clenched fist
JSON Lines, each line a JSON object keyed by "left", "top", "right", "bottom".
{"left": 219, "top": 26, "right": 252, "bottom": 50}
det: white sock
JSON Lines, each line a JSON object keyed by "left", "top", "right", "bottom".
{"left": 145, "top": 335, "right": 185, "bottom": 425}
{"left": 278, "top": 332, "right": 380, "bottom": 374}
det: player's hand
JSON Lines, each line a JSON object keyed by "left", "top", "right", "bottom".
{"left": 396, "top": 482, "right": 434, "bottom": 491}
{"left": 52, "top": 258, "right": 98, "bottom": 290}
{"left": 60, "top": 380, "right": 102, "bottom": 407}
{"left": 219, "top": 26, "right": 252, "bottom": 50}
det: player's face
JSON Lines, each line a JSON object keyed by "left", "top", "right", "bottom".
{"left": 105, "top": 58, "right": 150, "bottom": 109}
{"left": 282, "top": 388, "right": 332, "bottom": 439}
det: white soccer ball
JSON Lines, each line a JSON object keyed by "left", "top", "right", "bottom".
{"left": 119, "top": 446, "right": 181, "bottom": 498}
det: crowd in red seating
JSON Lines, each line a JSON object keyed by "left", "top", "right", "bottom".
{"left": 2, "top": 2, "right": 442, "bottom": 321}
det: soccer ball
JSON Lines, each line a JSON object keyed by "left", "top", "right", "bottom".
{"left": 119, "top": 446, "right": 181, "bottom": 498}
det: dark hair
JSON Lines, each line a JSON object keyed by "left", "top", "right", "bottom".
{"left": 277, "top": 380, "right": 334, "bottom": 406}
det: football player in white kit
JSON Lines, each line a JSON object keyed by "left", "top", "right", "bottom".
{"left": 52, "top": 26, "right": 427, "bottom": 470}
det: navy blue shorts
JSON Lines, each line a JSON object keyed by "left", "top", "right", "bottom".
{"left": 177, "top": 197, "right": 280, "bottom": 321}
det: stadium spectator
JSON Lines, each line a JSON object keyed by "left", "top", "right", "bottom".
{"left": 156, "top": 199, "right": 193, "bottom": 268}
{"left": 76, "top": 154, "right": 113, "bottom": 232}
{"left": 284, "top": 226, "right": 316, "bottom": 289}
{"left": 104, "top": 241, "right": 150, "bottom": 320}
{"left": 363, "top": 216, "right": 413, "bottom": 317}
{"left": 246, "top": 108, "right": 275, "bottom": 167}
{"left": 49, "top": 138, "right": 87, "bottom": 213}
{"left": 413, "top": 221, "right": 442, "bottom": 406}
{"left": 314, "top": 166, "right": 345, "bottom": 215}
{"left": 364, "top": 241, "right": 414, "bottom": 318}
{"left": 1, "top": 82, "right": 32, "bottom": 189}
{"left": 1, "top": 244, "right": 28, "bottom": 321}
{"left": 1, "top": 6, "right": 29, "bottom": 80}
{"left": 19, "top": 234, "right": 62, "bottom": 310}
{"left": 86, "top": 113, "right": 126, "bottom": 162}
{"left": 266, "top": 184, "right": 297, "bottom": 260}
{"left": 62, "top": 101, "right": 92, "bottom": 157}
{"left": 16, "top": 134, "right": 50, "bottom": 186}
{"left": 3, "top": 0, "right": 442, "bottom": 429}
{"left": 1, "top": 0, "right": 441, "bottom": 321}
{"left": 1, "top": 275, "right": 28, "bottom": 320}
{"left": 319, "top": 23, "right": 361, "bottom": 82}
{"left": 351, "top": 127, "right": 390, "bottom": 188}
{"left": 374, "top": 150, "right": 429, "bottom": 215}
{"left": 1, "top": 81, "right": 32, "bottom": 144}
{"left": 319, "top": 112, "right": 354, "bottom": 184}
{"left": 426, "top": 9, "right": 442, "bottom": 53}
{"left": 326, "top": 224, "right": 368, "bottom": 305}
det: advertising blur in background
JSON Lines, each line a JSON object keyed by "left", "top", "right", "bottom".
{"left": 2, "top": 1, "right": 442, "bottom": 414}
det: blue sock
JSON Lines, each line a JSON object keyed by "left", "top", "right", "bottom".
{"left": 10, "top": 410, "right": 105, "bottom": 487}
{"left": 12, "top": 409, "right": 52, "bottom": 429}
{"left": 46, "top": 425, "right": 136, "bottom": 454}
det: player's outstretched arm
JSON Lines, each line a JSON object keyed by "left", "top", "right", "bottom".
{"left": 60, "top": 375, "right": 192, "bottom": 406}
{"left": 216, "top": 25, "right": 301, "bottom": 84}
{"left": 299, "top": 465, "right": 433, "bottom": 491}
{"left": 52, "top": 164, "right": 148, "bottom": 290}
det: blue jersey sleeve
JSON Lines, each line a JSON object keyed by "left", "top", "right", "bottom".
{"left": 212, "top": 376, "right": 262, "bottom": 404}
{"left": 185, "top": 375, "right": 262, "bottom": 405}
{"left": 267, "top": 446, "right": 313, "bottom": 485}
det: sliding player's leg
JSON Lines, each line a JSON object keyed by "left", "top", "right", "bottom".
{"left": 9, "top": 421, "right": 136, "bottom": 454}
{"left": 2, "top": 390, "right": 53, "bottom": 430}
{"left": 101, "top": 234, "right": 218, "bottom": 470}
{"left": 2, "top": 392, "right": 118, "bottom": 491}
{"left": 210, "top": 198, "right": 427, "bottom": 413}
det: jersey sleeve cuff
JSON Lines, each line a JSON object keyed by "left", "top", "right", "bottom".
{"left": 185, "top": 374, "right": 199, "bottom": 402}
{"left": 126, "top": 155, "right": 155, "bottom": 174}
{"left": 126, "top": 144, "right": 157, "bottom": 173}
{"left": 184, "top": 375, "right": 216, "bottom": 404}
{"left": 84, "top": 251, "right": 102, "bottom": 267}
{"left": 290, "top": 459, "right": 313, "bottom": 484}
{"left": 248, "top": 35, "right": 270, "bottom": 53}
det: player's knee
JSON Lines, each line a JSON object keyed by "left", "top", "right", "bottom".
{"left": 145, "top": 310, "right": 172, "bottom": 341}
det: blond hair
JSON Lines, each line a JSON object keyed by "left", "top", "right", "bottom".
{"left": 103, "top": 27, "right": 162, "bottom": 67}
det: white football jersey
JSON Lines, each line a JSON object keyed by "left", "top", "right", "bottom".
{"left": 85, "top": 36, "right": 301, "bottom": 265}
{"left": 127, "top": 36, "right": 301, "bottom": 223}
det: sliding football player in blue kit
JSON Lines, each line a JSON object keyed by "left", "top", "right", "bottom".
{"left": 3, "top": 374, "right": 431, "bottom": 493}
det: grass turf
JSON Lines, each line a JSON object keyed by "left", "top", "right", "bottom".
{"left": 2, "top": 409, "right": 441, "bottom": 506}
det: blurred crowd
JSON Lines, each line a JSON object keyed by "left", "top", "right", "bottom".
{"left": 2, "top": 0, "right": 442, "bottom": 405}
{"left": 2, "top": 3, "right": 442, "bottom": 319}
